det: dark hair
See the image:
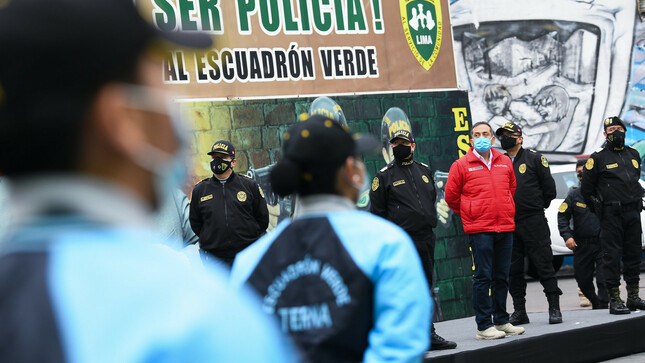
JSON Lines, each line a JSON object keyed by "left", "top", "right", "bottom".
{"left": 470, "top": 122, "right": 493, "bottom": 138}
{"left": 576, "top": 158, "right": 587, "bottom": 168}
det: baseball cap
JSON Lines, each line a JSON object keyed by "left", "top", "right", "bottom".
{"left": 603, "top": 116, "right": 626, "bottom": 131}
{"left": 495, "top": 122, "right": 522, "bottom": 137}
{"left": 0, "top": 0, "right": 212, "bottom": 110}
{"left": 270, "top": 114, "right": 379, "bottom": 197}
{"left": 207, "top": 140, "right": 236, "bottom": 158}
{"left": 282, "top": 114, "right": 379, "bottom": 165}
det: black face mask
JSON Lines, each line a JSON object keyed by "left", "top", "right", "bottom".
{"left": 577, "top": 172, "right": 582, "bottom": 181}
{"left": 500, "top": 135, "right": 517, "bottom": 150}
{"left": 392, "top": 144, "right": 412, "bottom": 160}
{"left": 607, "top": 130, "right": 625, "bottom": 149}
{"left": 211, "top": 157, "right": 232, "bottom": 175}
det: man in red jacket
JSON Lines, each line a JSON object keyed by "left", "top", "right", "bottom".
{"left": 445, "top": 122, "right": 524, "bottom": 340}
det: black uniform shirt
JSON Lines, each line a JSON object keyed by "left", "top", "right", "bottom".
{"left": 189, "top": 172, "right": 269, "bottom": 258}
{"left": 581, "top": 146, "right": 643, "bottom": 206}
{"left": 369, "top": 158, "right": 437, "bottom": 240}
{"left": 507, "top": 147, "right": 556, "bottom": 219}
{"left": 558, "top": 184, "right": 601, "bottom": 241}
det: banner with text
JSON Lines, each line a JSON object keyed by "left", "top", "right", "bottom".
{"left": 141, "top": 0, "right": 457, "bottom": 99}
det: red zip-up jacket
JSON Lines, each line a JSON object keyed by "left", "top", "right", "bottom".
{"left": 445, "top": 147, "right": 516, "bottom": 234}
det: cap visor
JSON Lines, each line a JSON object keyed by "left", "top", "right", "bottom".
{"left": 154, "top": 29, "right": 213, "bottom": 49}
{"left": 354, "top": 134, "right": 380, "bottom": 155}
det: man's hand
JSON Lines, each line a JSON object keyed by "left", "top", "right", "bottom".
{"left": 565, "top": 237, "right": 577, "bottom": 251}
{"left": 436, "top": 198, "right": 451, "bottom": 225}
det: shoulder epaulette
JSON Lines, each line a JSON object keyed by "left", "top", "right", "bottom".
{"left": 240, "top": 173, "right": 253, "bottom": 179}
{"left": 529, "top": 149, "right": 537, "bottom": 153}
{"left": 380, "top": 165, "right": 389, "bottom": 172}
{"left": 419, "top": 162, "right": 429, "bottom": 168}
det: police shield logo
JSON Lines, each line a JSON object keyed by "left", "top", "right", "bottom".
{"left": 400, "top": 0, "right": 443, "bottom": 71}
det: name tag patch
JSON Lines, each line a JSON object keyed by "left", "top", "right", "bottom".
{"left": 606, "top": 163, "right": 618, "bottom": 169}
{"left": 468, "top": 166, "right": 484, "bottom": 172}
{"left": 200, "top": 194, "right": 213, "bottom": 202}
{"left": 393, "top": 180, "right": 406, "bottom": 187}
{"left": 576, "top": 202, "right": 587, "bottom": 208}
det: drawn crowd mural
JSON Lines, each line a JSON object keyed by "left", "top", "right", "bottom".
{"left": 450, "top": 0, "right": 637, "bottom": 163}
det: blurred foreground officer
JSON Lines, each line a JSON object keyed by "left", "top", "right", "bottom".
{"left": 497, "top": 122, "right": 562, "bottom": 325}
{"left": 231, "top": 114, "right": 432, "bottom": 362}
{"left": 581, "top": 116, "right": 645, "bottom": 314}
{"left": 190, "top": 140, "right": 269, "bottom": 266}
{"left": 558, "top": 159, "right": 608, "bottom": 309}
{"left": 445, "top": 122, "right": 524, "bottom": 340}
{"left": 0, "top": 1, "right": 294, "bottom": 362}
{"left": 370, "top": 107, "right": 456, "bottom": 350}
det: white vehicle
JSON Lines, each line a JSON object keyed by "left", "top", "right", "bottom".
{"left": 545, "top": 163, "right": 645, "bottom": 256}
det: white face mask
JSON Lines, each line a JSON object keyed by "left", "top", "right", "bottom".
{"left": 121, "top": 84, "right": 188, "bottom": 209}
{"left": 345, "top": 159, "right": 368, "bottom": 203}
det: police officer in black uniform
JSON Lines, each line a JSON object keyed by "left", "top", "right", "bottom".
{"left": 370, "top": 107, "right": 457, "bottom": 350}
{"left": 189, "top": 140, "right": 269, "bottom": 266}
{"left": 496, "top": 122, "right": 562, "bottom": 325}
{"left": 558, "top": 158, "right": 608, "bottom": 309}
{"left": 581, "top": 116, "right": 645, "bottom": 314}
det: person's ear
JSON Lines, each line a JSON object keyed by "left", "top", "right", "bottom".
{"left": 90, "top": 83, "right": 145, "bottom": 159}
{"left": 411, "top": 143, "right": 416, "bottom": 153}
{"left": 470, "top": 138, "right": 475, "bottom": 147}
{"left": 491, "top": 136, "right": 496, "bottom": 145}
{"left": 231, "top": 158, "right": 237, "bottom": 168}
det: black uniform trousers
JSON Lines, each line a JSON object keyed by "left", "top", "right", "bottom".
{"left": 600, "top": 204, "right": 642, "bottom": 288}
{"left": 412, "top": 235, "right": 441, "bottom": 323}
{"left": 573, "top": 237, "right": 607, "bottom": 305}
{"left": 509, "top": 214, "right": 561, "bottom": 306}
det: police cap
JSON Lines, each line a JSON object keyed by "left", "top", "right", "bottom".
{"left": 496, "top": 122, "right": 522, "bottom": 137}
{"left": 603, "top": 116, "right": 626, "bottom": 131}
{"left": 207, "top": 140, "right": 236, "bottom": 158}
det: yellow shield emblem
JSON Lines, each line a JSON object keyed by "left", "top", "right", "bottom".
{"left": 237, "top": 191, "right": 247, "bottom": 202}
{"left": 558, "top": 202, "right": 568, "bottom": 213}
{"left": 371, "top": 177, "right": 379, "bottom": 191}
{"left": 586, "top": 158, "right": 594, "bottom": 170}
{"left": 399, "top": 0, "right": 443, "bottom": 71}
{"left": 422, "top": 175, "right": 430, "bottom": 183}
{"left": 633, "top": 159, "right": 639, "bottom": 169}
{"left": 519, "top": 163, "right": 527, "bottom": 174}
{"left": 541, "top": 156, "right": 549, "bottom": 168}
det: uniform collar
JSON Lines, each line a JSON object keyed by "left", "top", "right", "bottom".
{"left": 8, "top": 175, "right": 154, "bottom": 229}
{"left": 213, "top": 172, "right": 236, "bottom": 183}
{"left": 295, "top": 194, "right": 356, "bottom": 218}
{"left": 395, "top": 157, "right": 414, "bottom": 166}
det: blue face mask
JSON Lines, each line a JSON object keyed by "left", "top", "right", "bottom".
{"left": 474, "top": 136, "right": 492, "bottom": 153}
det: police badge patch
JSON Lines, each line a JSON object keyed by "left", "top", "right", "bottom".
{"left": 519, "top": 163, "right": 527, "bottom": 174}
{"left": 541, "top": 156, "right": 549, "bottom": 168}
{"left": 558, "top": 202, "right": 568, "bottom": 213}
{"left": 586, "top": 158, "right": 594, "bottom": 170}
{"left": 422, "top": 175, "right": 429, "bottom": 183}
{"left": 633, "top": 159, "right": 639, "bottom": 169}
{"left": 237, "top": 191, "right": 247, "bottom": 202}
{"left": 371, "top": 177, "right": 379, "bottom": 191}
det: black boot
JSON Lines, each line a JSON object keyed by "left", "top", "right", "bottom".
{"left": 547, "top": 294, "right": 562, "bottom": 324}
{"left": 626, "top": 284, "right": 645, "bottom": 311}
{"left": 609, "top": 287, "right": 630, "bottom": 315}
{"left": 430, "top": 324, "right": 457, "bottom": 350}
{"left": 509, "top": 305, "right": 529, "bottom": 325}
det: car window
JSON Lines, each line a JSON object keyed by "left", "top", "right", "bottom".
{"left": 553, "top": 171, "right": 578, "bottom": 199}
